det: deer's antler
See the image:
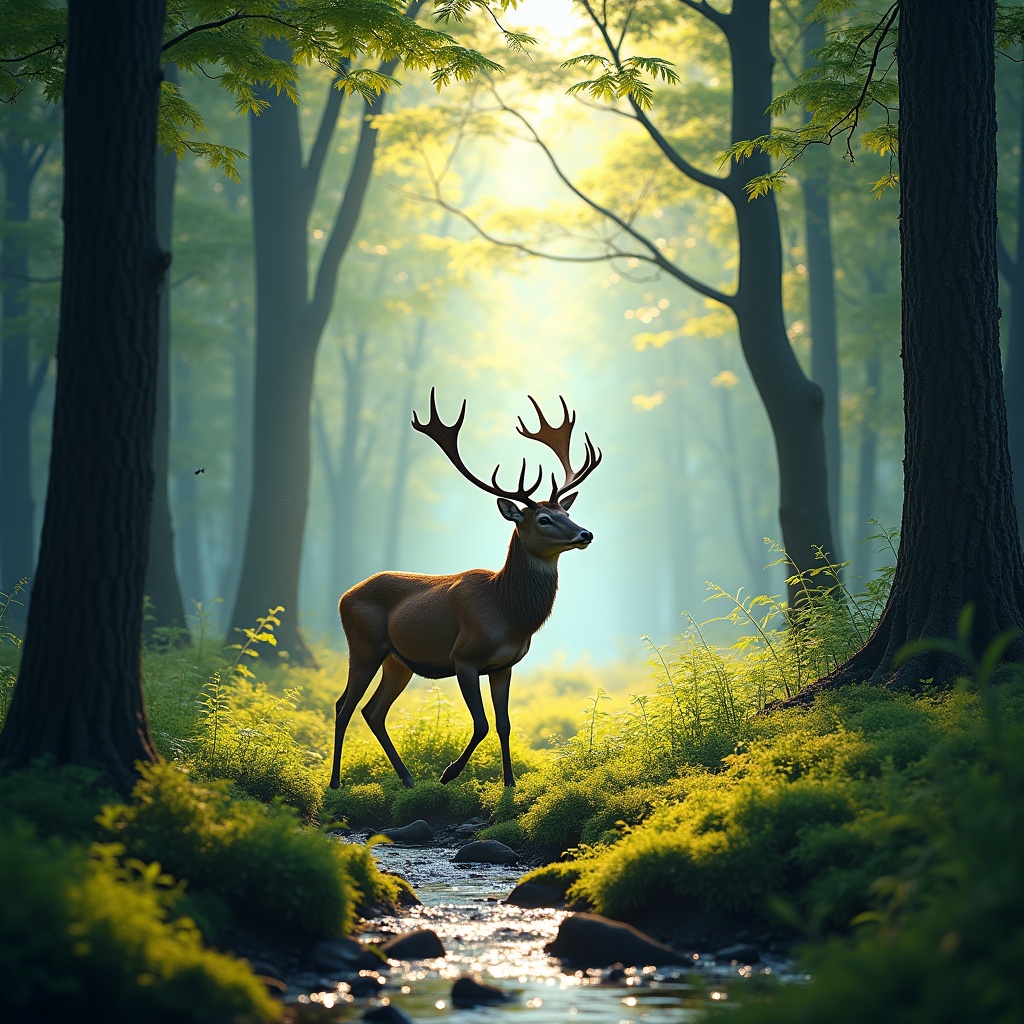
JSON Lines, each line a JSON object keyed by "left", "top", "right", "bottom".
{"left": 517, "top": 395, "right": 603, "bottom": 504}
{"left": 413, "top": 388, "right": 542, "bottom": 507}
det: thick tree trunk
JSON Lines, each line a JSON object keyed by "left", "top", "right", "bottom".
{"left": 725, "top": 1, "right": 836, "bottom": 594}
{"left": 144, "top": 67, "right": 189, "bottom": 641}
{"left": 799, "top": 0, "right": 1024, "bottom": 696}
{"left": 0, "top": 0, "right": 165, "bottom": 792}
{"left": 0, "top": 139, "right": 45, "bottom": 634}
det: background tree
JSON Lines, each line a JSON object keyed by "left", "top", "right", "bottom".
{"left": 0, "top": 88, "right": 58, "bottom": 634}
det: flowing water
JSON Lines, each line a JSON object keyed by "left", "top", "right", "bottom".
{"left": 290, "top": 842, "right": 801, "bottom": 1023}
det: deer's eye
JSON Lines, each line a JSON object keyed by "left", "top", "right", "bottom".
{"left": 537, "top": 515, "right": 551, "bottom": 526}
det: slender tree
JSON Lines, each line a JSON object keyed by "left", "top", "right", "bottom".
{"left": 0, "top": 0, "right": 166, "bottom": 791}
{"left": 144, "top": 64, "right": 189, "bottom": 641}
{"left": 229, "top": 23, "right": 422, "bottom": 663}
{"left": 0, "top": 94, "right": 56, "bottom": 633}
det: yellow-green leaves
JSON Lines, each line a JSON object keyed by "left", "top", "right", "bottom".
{"left": 563, "top": 54, "right": 679, "bottom": 112}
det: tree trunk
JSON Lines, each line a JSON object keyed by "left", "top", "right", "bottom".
{"left": 230, "top": 39, "right": 402, "bottom": 663}
{"left": 724, "top": 1, "right": 836, "bottom": 593}
{"left": 383, "top": 318, "right": 427, "bottom": 568}
{"left": 799, "top": 0, "right": 1024, "bottom": 696}
{"left": 0, "top": 0, "right": 165, "bottom": 792}
{"left": 0, "top": 134, "right": 46, "bottom": 635}
{"left": 852, "top": 345, "right": 881, "bottom": 582}
{"left": 801, "top": 13, "right": 842, "bottom": 562}
{"left": 144, "top": 64, "right": 189, "bottom": 641}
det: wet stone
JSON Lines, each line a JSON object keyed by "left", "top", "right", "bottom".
{"left": 451, "top": 975, "right": 513, "bottom": 1007}
{"left": 451, "top": 840, "right": 520, "bottom": 865}
{"left": 380, "top": 820, "right": 433, "bottom": 845}
{"left": 348, "top": 972, "right": 388, "bottom": 997}
{"left": 363, "top": 1003, "right": 415, "bottom": 1024}
{"left": 380, "top": 928, "right": 447, "bottom": 961}
{"left": 310, "top": 937, "right": 384, "bottom": 972}
{"left": 546, "top": 912, "right": 690, "bottom": 968}
{"left": 504, "top": 879, "right": 566, "bottom": 909}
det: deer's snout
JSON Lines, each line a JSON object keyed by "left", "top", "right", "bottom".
{"left": 576, "top": 529, "right": 594, "bottom": 547}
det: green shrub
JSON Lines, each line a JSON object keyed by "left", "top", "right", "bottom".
{"left": 0, "top": 823, "right": 276, "bottom": 1024}
{"left": 99, "top": 763, "right": 363, "bottom": 939}
{"left": 390, "top": 778, "right": 482, "bottom": 825}
{"left": 520, "top": 781, "right": 609, "bottom": 855}
{"left": 479, "top": 819, "right": 526, "bottom": 847}
{"left": 0, "top": 759, "right": 115, "bottom": 841}
{"left": 725, "top": 679, "right": 1024, "bottom": 1024}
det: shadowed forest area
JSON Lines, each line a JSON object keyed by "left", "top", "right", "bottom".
{"left": 1, "top": 1, "right": 1024, "bottom": 1021}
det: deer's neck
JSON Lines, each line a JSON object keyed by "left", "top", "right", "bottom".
{"left": 495, "top": 531, "right": 559, "bottom": 637}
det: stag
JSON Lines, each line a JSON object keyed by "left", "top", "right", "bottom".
{"left": 329, "top": 390, "right": 602, "bottom": 790}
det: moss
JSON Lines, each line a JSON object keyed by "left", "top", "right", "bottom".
{"left": 0, "top": 823, "right": 276, "bottom": 1023}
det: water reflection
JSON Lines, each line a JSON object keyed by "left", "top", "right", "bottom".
{"left": 291, "top": 842, "right": 793, "bottom": 1022}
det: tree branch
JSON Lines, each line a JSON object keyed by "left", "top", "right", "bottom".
{"left": 307, "top": 61, "right": 399, "bottom": 338}
{"left": 162, "top": 12, "right": 297, "bottom": 53}
{"left": 491, "top": 91, "right": 734, "bottom": 307}
{"left": 676, "top": 0, "right": 728, "bottom": 29}
{"left": 304, "top": 62, "right": 351, "bottom": 215}
{"left": 578, "top": 0, "right": 729, "bottom": 195}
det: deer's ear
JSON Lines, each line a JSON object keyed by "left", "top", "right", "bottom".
{"left": 559, "top": 492, "right": 578, "bottom": 510}
{"left": 497, "top": 497, "right": 525, "bottom": 523}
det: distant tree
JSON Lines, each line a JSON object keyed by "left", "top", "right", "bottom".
{"left": 0, "top": 90, "right": 58, "bottom": 634}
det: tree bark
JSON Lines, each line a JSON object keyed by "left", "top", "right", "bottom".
{"left": 0, "top": 0, "right": 165, "bottom": 792}
{"left": 144, "top": 62, "right": 189, "bottom": 642}
{"left": 797, "top": 0, "right": 1024, "bottom": 696}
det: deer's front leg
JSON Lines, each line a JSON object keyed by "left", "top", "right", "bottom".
{"left": 489, "top": 667, "right": 515, "bottom": 788}
{"left": 441, "top": 663, "right": 488, "bottom": 785}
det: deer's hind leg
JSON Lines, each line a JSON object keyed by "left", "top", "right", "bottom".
{"left": 361, "top": 654, "right": 416, "bottom": 788}
{"left": 330, "top": 645, "right": 388, "bottom": 790}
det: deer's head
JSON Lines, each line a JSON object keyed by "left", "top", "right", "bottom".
{"left": 413, "top": 391, "right": 601, "bottom": 560}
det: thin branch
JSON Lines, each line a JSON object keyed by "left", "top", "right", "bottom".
{"left": 162, "top": 12, "right": 297, "bottom": 53}
{"left": 0, "top": 40, "right": 65, "bottom": 63}
{"left": 490, "top": 88, "right": 734, "bottom": 307}
{"left": 676, "top": 0, "right": 728, "bottom": 29}
{"left": 304, "top": 63, "right": 351, "bottom": 213}
{"left": 578, "top": 0, "right": 729, "bottom": 195}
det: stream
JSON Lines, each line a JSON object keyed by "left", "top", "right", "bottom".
{"left": 289, "top": 841, "right": 801, "bottom": 1023}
